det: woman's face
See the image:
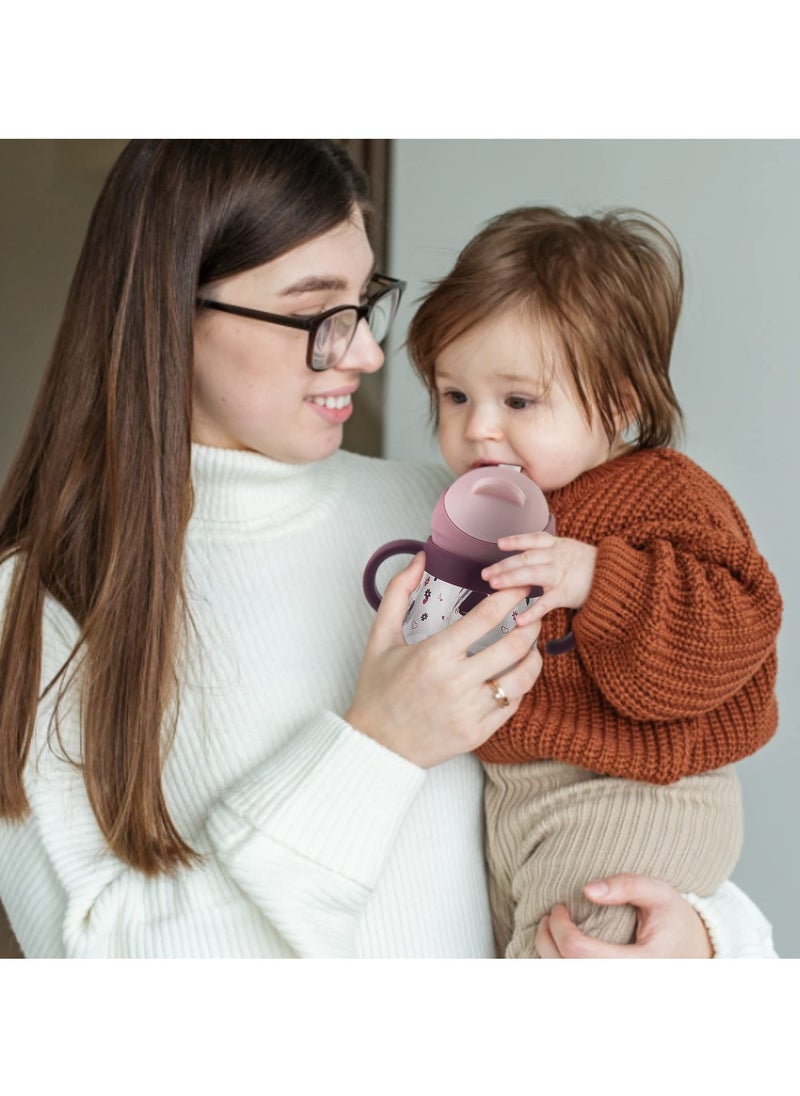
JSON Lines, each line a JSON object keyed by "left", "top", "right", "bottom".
{"left": 192, "top": 209, "right": 383, "bottom": 463}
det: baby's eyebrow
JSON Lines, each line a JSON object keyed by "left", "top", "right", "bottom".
{"left": 435, "top": 370, "right": 541, "bottom": 387}
{"left": 494, "top": 371, "right": 541, "bottom": 384}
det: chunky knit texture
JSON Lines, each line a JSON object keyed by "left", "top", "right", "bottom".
{"left": 478, "top": 448, "right": 782, "bottom": 781}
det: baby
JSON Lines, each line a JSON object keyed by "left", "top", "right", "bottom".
{"left": 406, "top": 207, "right": 782, "bottom": 957}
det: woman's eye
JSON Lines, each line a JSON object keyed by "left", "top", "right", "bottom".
{"left": 291, "top": 299, "right": 333, "bottom": 318}
{"left": 292, "top": 306, "right": 329, "bottom": 318}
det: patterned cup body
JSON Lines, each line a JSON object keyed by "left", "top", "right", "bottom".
{"left": 403, "top": 571, "right": 530, "bottom": 655}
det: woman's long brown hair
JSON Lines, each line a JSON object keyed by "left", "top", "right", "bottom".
{"left": 0, "top": 140, "right": 369, "bottom": 875}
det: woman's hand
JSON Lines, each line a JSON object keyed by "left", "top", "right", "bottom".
{"left": 345, "top": 552, "right": 543, "bottom": 768}
{"left": 535, "top": 874, "right": 714, "bottom": 958}
{"left": 482, "top": 532, "right": 597, "bottom": 623}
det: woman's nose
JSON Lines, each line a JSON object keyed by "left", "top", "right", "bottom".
{"left": 336, "top": 318, "right": 384, "bottom": 375}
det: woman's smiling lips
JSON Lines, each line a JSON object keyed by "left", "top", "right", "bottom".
{"left": 306, "top": 387, "right": 356, "bottom": 424}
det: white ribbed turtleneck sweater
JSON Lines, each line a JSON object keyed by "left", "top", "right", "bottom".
{"left": 0, "top": 446, "right": 494, "bottom": 957}
{"left": 0, "top": 446, "right": 776, "bottom": 957}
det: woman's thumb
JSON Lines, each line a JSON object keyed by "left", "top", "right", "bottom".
{"left": 371, "top": 551, "right": 426, "bottom": 643}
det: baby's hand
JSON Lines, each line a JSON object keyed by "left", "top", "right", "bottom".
{"left": 481, "top": 531, "right": 597, "bottom": 623}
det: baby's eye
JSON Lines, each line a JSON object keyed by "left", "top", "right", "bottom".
{"left": 506, "top": 395, "right": 536, "bottom": 410}
{"left": 438, "top": 389, "right": 468, "bottom": 405}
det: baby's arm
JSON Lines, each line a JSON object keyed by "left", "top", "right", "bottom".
{"left": 483, "top": 519, "right": 780, "bottom": 722}
{"left": 564, "top": 527, "right": 780, "bottom": 722}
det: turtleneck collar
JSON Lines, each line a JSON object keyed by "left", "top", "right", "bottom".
{"left": 189, "top": 443, "right": 345, "bottom": 536}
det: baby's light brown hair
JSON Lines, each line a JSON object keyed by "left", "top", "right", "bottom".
{"left": 407, "top": 206, "right": 685, "bottom": 450}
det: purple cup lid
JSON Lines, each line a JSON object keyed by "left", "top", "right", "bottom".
{"left": 431, "top": 465, "right": 553, "bottom": 562}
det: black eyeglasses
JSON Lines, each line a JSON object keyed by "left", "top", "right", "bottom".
{"left": 196, "top": 273, "right": 406, "bottom": 372}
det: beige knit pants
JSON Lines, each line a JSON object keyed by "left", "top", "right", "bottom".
{"left": 483, "top": 760, "right": 742, "bottom": 958}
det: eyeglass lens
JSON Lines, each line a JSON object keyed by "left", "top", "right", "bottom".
{"left": 312, "top": 310, "right": 358, "bottom": 371}
{"left": 367, "top": 288, "right": 400, "bottom": 343}
{"left": 311, "top": 285, "right": 402, "bottom": 370}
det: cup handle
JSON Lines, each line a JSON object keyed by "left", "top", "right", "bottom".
{"left": 362, "top": 539, "right": 426, "bottom": 611}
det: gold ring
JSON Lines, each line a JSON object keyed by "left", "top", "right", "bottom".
{"left": 486, "top": 678, "right": 510, "bottom": 709}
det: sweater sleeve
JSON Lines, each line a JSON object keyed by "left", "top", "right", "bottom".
{"left": 566, "top": 461, "right": 781, "bottom": 771}
{"left": 686, "top": 882, "right": 778, "bottom": 958}
{"left": 575, "top": 514, "right": 781, "bottom": 722}
{"left": 204, "top": 713, "right": 426, "bottom": 956}
{"left": 1, "top": 588, "right": 425, "bottom": 958}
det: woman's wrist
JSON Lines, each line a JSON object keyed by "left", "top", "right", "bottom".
{"left": 682, "top": 892, "right": 716, "bottom": 958}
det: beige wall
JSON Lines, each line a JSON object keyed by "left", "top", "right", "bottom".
{"left": 0, "top": 140, "right": 127, "bottom": 477}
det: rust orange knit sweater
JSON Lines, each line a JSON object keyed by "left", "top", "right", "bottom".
{"left": 477, "top": 448, "right": 782, "bottom": 783}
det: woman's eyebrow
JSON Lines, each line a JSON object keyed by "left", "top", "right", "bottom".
{"left": 279, "top": 262, "right": 378, "bottom": 298}
{"left": 279, "top": 275, "right": 348, "bottom": 296}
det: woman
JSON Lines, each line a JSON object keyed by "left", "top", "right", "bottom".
{"left": 0, "top": 140, "right": 773, "bottom": 957}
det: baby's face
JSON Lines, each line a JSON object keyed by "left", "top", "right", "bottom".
{"left": 434, "top": 308, "right": 618, "bottom": 492}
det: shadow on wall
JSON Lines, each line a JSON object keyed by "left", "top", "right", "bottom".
{"left": 1, "top": 905, "right": 21, "bottom": 959}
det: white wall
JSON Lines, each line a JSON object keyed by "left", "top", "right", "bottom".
{"left": 386, "top": 139, "right": 800, "bottom": 957}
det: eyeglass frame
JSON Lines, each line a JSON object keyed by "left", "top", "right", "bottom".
{"left": 196, "top": 273, "right": 406, "bottom": 372}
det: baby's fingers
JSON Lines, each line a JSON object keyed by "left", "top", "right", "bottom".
{"left": 483, "top": 541, "right": 555, "bottom": 586}
{"left": 496, "top": 531, "right": 556, "bottom": 553}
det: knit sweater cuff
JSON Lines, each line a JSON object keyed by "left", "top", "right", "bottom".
{"left": 208, "top": 712, "right": 426, "bottom": 888}
{"left": 684, "top": 882, "right": 778, "bottom": 958}
{"left": 573, "top": 536, "right": 652, "bottom": 651}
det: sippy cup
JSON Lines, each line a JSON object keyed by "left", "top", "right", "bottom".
{"left": 363, "top": 464, "right": 560, "bottom": 656}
